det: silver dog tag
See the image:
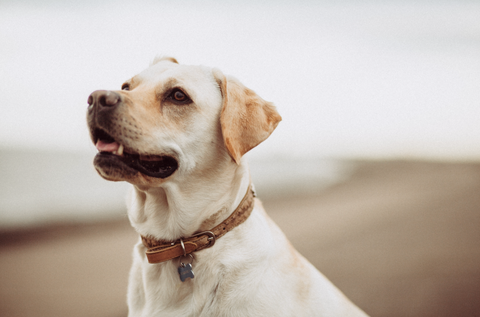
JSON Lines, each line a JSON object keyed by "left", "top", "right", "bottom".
{"left": 178, "top": 263, "right": 195, "bottom": 282}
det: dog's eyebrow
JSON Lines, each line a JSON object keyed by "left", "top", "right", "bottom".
{"left": 155, "top": 78, "right": 183, "bottom": 101}
{"left": 130, "top": 77, "right": 139, "bottom": 86}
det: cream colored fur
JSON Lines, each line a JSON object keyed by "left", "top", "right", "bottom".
{"left": 91, "top": 57, "right": 369, "bottom": 316}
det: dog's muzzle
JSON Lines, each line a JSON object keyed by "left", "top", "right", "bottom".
{"left": 87, "top": 90, "right": 178, "bottom": 179}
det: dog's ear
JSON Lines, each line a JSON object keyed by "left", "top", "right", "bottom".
{"left": 213, "top": 69, "right": 282, "bottom": 164}
{"left": 152, "top": 56, "right": 179, "bottom": 65}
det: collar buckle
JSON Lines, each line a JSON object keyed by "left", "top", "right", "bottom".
{"left": 191, "top": 230, "right": 216, "bottom": 249}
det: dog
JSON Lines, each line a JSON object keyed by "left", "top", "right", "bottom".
{"left": 87, "top": 56, "right": 369, "bottom": 316}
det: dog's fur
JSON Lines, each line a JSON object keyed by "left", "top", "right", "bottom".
{"left": 87, "top": 57, "right": 369, "bottom": 316}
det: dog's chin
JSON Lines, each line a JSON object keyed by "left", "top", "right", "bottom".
{"left": 94, "top": 152, "right": 178, "bottom": 184}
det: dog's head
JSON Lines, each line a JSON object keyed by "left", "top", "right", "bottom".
{"left": 87, "top": 57, "right": 281, "bottom": 186}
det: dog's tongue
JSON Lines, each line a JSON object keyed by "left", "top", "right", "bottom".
{"left": 96, "top": 140, "right": 120, "bottom": 153}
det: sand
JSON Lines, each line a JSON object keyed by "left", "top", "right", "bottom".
{"left": 1, "top": 160, "right": 480, "bottom": 317}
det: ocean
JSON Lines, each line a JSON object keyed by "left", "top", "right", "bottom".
{"left": 0, "top": 148, "right": 351, "bottom": 229}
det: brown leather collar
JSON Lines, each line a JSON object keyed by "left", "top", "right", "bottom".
{"left": 141, "top": 185, "right": 255, "bottom": 264}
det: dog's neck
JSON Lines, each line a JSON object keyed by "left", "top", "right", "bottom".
{"left": 127, "top": 159, "right": 251, "bottom": 242}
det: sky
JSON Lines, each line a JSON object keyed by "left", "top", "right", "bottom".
{"left": 1, "top": 0, "right": 480, "bottom": 160}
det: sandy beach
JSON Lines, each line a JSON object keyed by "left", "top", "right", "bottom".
{"left": 1, "top": 160, "right": 480, "bottom": 317}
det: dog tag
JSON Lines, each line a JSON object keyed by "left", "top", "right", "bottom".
{"left": 178, "top": 263, "right": 195, "bottom": 282}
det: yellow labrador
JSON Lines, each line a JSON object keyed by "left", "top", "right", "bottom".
{"left": 87, "top": 57, "right": 369, "bottom": 316}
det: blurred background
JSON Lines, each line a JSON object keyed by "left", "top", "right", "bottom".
{"left": 1, "top": 0, "right": 479, "bottom": 316}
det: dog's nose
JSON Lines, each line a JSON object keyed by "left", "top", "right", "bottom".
{"left": 87, "top": 90, "right": 121, "bottom": 110}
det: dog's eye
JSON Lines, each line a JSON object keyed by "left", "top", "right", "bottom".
{"left": 121, "top": 83, "right": 130, "bottom": 91}
{"left": 167, "top": 88, "right": 192, "bottom": 105}
{"left": 173, "top": 90, "right": 186, "bottom": 101}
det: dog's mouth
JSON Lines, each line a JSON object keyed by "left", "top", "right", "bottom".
{"left": 93, "top": 129, "right": 178, "bottom": 179}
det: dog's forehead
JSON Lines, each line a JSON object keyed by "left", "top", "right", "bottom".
{"left": 132, "top": 62, "right": 221, "bottom": 109}
{"left": 135, "top": 62, "right": 213, "bottom": 88}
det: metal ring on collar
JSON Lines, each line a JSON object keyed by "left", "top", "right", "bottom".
{"left": 179, "top": 253, "right": 194, "bottom": 265}
{"left": 179, "top": 238, "right": 186, "bottom": 257}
